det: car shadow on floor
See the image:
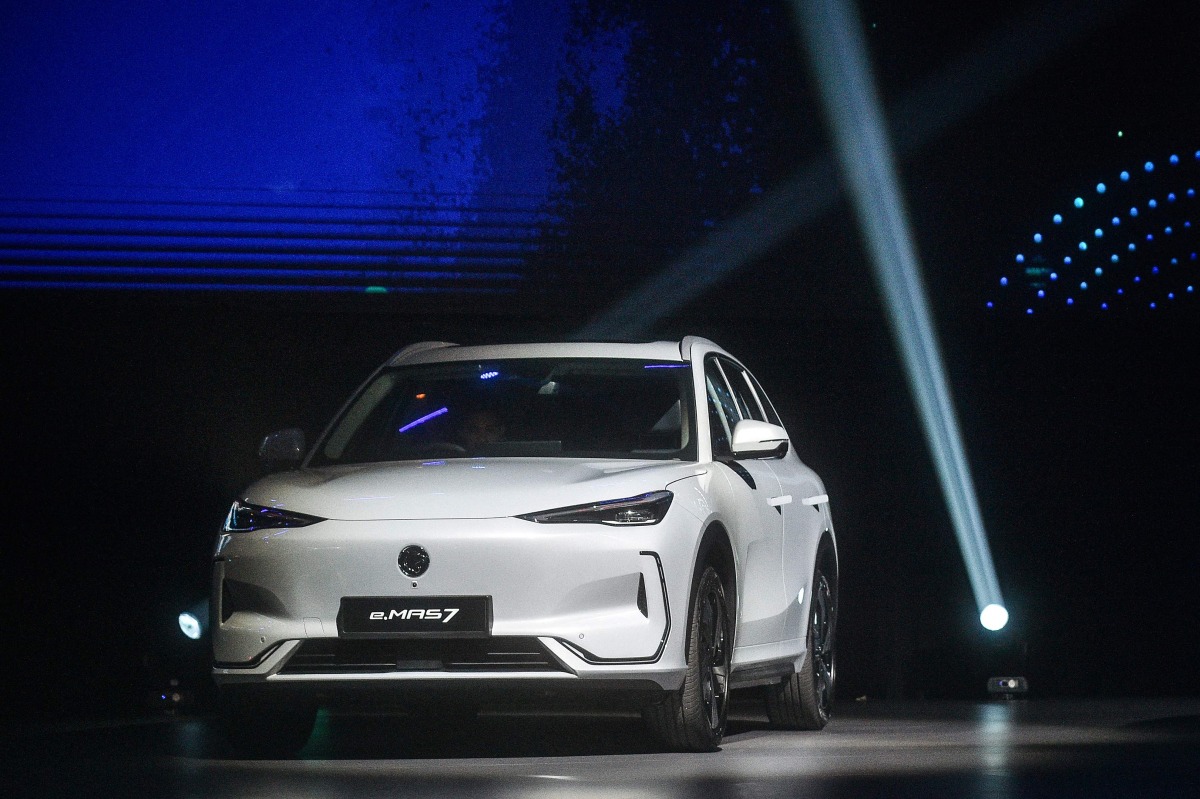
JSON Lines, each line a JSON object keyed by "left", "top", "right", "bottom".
{"left": 170, "top": 703, "right": 779, "bottom": 761}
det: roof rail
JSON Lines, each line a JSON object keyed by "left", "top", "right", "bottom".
{"left": 387, "top": 341, "right": 458, "bottom": 366}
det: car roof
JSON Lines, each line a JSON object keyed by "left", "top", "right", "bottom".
{"left": 387, "top": 338, "right": 724, "bottom": 367}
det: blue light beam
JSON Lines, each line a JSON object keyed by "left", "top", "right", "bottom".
{"left": 791, "top": 0, "right": 1007, "bottom": 629}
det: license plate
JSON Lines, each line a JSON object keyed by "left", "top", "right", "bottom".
{"left": 337, "top": 596, "right": 491, "bottom": 638}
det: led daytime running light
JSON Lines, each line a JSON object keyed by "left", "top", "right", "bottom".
{"left": 518, "top": 490, "right": 673, "bottom": 526}
{"left": 223, "top": 500, "right": 325, "bottom": 532}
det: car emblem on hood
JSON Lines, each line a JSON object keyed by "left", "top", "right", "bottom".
{"left": 398, "top": 545, "right": 430, "bottom": 577}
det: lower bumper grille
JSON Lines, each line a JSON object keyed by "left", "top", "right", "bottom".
{"left": 279, "top": 637, "right": 567, "bottom": 675}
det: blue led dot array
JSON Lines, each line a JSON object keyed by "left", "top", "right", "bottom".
{"left": 989, "top": 148, "right": 1199, "bottom": 314}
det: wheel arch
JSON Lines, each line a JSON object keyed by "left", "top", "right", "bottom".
{"left": 816, "top": 530, "right": 839, "bottom": 604}
{"left": 815, "top": 529, "right": 839, "bottom": 654}
{"left": 687, "top": 520, "right": 738, "bottom": 658}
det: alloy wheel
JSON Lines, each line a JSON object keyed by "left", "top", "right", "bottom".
{"left": 699, "top": 581, "right": 731, "bottom": 735}
{"left": 810, "top": 572, "right": 835, "bottom": 720}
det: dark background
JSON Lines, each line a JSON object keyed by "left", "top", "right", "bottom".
{"left": 2, "top": 0, "right": 1198, "bottom": 719}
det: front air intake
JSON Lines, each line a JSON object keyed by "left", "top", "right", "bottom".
{"left": 279, "top": 637, "right": 567, "bottom": 674}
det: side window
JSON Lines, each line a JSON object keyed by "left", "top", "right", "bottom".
{"left": 741, "top": 367, "right": 783, "bottom": 427}
{"left": 704, "top": 359, "right": 738, "bottom": 457}
{"left": 718, "top": 358, "right": 766, "bottom": 423}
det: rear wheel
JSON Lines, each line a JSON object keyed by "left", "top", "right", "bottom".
{"left": 643, "top": 566, "right": 731, "bottom": 751}
{"left": 765, "top": 566, "right": 836, "bottom": 729}
{"left": 218, "top": 689, "right": 318, "bottom": 757}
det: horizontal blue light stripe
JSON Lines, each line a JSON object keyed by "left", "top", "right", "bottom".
{"left": 0, "top": 239, "right": 537, "bottom": 258}
{"left": 0, "top": 220, "right": 547, "bottom": 242}
{"left": 0, "top": 264, "right": 525, "bottom": 281}
{"left": 0, "top": 194, "right": 558, "bottom": 223}
{"left": 0, "top": 280, "right": 517, "bottom": 294}
{"left": 0, "top": 252, "right": 528, "bottom": 270}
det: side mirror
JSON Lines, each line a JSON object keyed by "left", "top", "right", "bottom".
{"left": 258, "top": 428, "right": 306, "bottom": 468}
{"left": 731, "top": 419, "right": 789, "bottom": 458}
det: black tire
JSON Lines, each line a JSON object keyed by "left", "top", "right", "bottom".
{"left": 765, "top": 565, "right": 836, "bottom": 730}
{"left": 218, "top": 689, "right": 318, "bottom": 758}
{"left": 642, "top": 566, "right": 732, "bottom": 752}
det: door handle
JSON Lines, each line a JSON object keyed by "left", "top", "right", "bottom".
{"left": 801, "top": 493, "right": 828, "bottom": 506}
{"left": 767, "top": 495, "right": 792, "bottom": 507}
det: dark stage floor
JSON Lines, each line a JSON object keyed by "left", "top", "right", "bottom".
{"left": 4, "top": 698, "right": 1198, "bottom": 798}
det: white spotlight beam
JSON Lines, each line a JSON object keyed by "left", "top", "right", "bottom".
{"left": 790, "top": 0, "right": 1005, "bottom": 623}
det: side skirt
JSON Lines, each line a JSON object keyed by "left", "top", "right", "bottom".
{"left": 728, "top": 660, "right": 796, "bottom": 690}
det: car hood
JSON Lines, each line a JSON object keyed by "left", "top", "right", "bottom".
{"left": 242, "top": 458, "right": 702, "bottom": 521}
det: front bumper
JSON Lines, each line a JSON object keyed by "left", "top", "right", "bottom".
{"left": 212, "top": 515, "right": 695, "bottom": 692}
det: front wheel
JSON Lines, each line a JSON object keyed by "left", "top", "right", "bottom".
{"left": 642, "top": 566, "right": 732, "bottom": 751}
{"left": 765, "top": 566, "right": 836, "bottom": 729}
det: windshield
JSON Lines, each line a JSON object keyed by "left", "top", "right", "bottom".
{"left": 310, "top": 358, "right": 696, "bottom": 465}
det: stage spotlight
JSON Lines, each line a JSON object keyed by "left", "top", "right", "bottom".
{"left": 987, "top": 675, "right": 1028, "bottom": 699}
{"left": 178, "top": 599, "right": 209, "bottom": 640}
{"left": 980, "top": 603, "right": 1009, "bottom": 631}
{"left": 178, "top": 613, "right": 202, "bottom": 640}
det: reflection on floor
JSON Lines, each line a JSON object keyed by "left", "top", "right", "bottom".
{"left": 3, "top": 697, "right": 1199, "bottom": 798}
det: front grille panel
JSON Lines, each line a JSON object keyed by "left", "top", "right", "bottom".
{"left": 280, "top": 636, "right": 566, "bottom": 674}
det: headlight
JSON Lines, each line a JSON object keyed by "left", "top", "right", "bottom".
{"left": 223, "top": 500, "right": 325, "bottom": 532}
{"left": 518, "top": 490, "right": 673, "bottom": 526}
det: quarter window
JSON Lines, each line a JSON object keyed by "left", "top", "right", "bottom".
{"left": 718, "top": 357, "right": 767, "bottom": 423}
{"left": 741, "top": 368, "right": 783, "bottom": 427}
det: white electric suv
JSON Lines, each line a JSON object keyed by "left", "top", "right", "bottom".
{"left": 212, "top": 337, "right": 837, "bottom": 753}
